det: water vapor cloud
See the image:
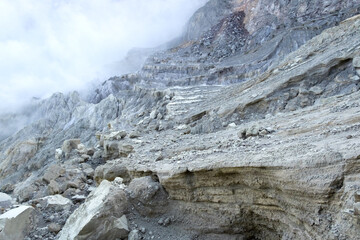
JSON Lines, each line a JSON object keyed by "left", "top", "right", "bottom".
{"left": 0, "top": 0, "right": 207, "bottom": 112}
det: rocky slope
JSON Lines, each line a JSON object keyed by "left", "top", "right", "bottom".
{"left": 1, "top": 1, "right": 360, "bottom": 240}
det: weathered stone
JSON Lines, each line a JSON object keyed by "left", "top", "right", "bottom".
{"left": 40, "top": 194, "right": 72, "bottom": 211}
{"left": 58, "top": 180, "right": 129, "bottom": 240}
{"left": 92, "top": 150, "right": 103, "bottom": 159}
{"left": 94, "top": 161, "right": 131, "bottom": 184}
{"left": 86, "top": 148, "right": 95, "bottom": 156}
{"left": 353, "top": 57, "right": 360, "bottom": 68}
{"left": 62, "top": 188, "right": 77, "bottom": 199}
{"left": 48, "top": 223, "right": 62, "bottom": 233}
{"left": 128, "top": 176, "right": 168, "bottom": 216}
{"left": 14, "top": 185, "right": 37, "bottom": 203}
{"left": 0, "top": 193, "right": 12, "bottom": 208}
{"left": 247, "top": 124, "right": 260, "bottom": 137}
{"left": 83, "top": 168, "right": 95, "bottom": 178}
{"left": 309, "top": 86, "right": 324, "bottom": 95}
{"left": 0, "top": 206, "right": 34, "bottom": 240}
{"left": 67, "top": 181, "right": 79, "bottom": 189}
{"left": 55, "top": 148, "right": 63, "bottom": 160}
{"left": 0, "top": 139, "right": 39, "bottom": 178}
{"left": 81, "top": 154, "right": 91, "bottom": 161}
{"left": 128, "top": 229, "right": 141, "bottom": 240}
{"left": 104, "top": 141, "right": 134, "bottom": 160}
{"left": 355, "top": 191, "right": 360, "bottom": 203}
{"left": 354, "top": 202, "right": 360, "bottom": 216}
{"left": 103, "top": 131, "right": 127, "bottom": 141}
{"left": 48, "top": 180, "right": 60, "bottom": 195}
{"left": 43, "top": 164, "right": 65, "bottom": 183}
{"left": 62, "top": 139, "right": 81, "bottom": 158}
{"left": 175, "top": 124, "right": 189, "bottom": 131}
{"left": 150, "top": 110, "right": 157, "bottom": 119}
{"left": 71, "top": 195, "right": 87, "bottom": 203}
{"left": 77, "top": 143, "right": 87, "bottom": 154}
{"left": 237, "top": 128, "right": 247, "bottom": 139}
{"left": 129, "top": 131, "right": 141, "bottom": 139}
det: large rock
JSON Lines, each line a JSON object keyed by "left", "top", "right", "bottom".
{"left": 128, "top": 176, "right": 168, "bottom": 216}
{"left": 48, "top": 180, "right": 60, "bottom": 195}
{"left": 39, "top": 194, "right": 73, "bottom": 211}
{"left": 102, "top": 131, "right": 127, "bottom": 141}
{"left": 62, "top": 139, "right": 81, "bottom": 158}
{"left": 0, "top": 192, "right": 12, "bottom": 208}
{"left": 353, "top": 57, "right": 360, "bottom": 68}
{"left": 57, "top": 179, "right": 129, "bottom": 240}
{"left": 0, "top": 206, "right": 34, "bottom": 240}
{"left": 94, "top": 161, "right": 131, "bottom": 184}
{"left": 43, "top": 164, "right": 65, "bottom": 183}
{"left": 103, "top": 141, "right": 134, "bottom": 160}
{"left": 0, "top": 139, "right": 39, "bottom": 180}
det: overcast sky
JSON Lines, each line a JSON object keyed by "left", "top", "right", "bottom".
{"left": 0, "top": 0, "right": 207, "bottom": 113}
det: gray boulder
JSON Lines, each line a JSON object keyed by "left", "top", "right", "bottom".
{"left": 128, "top": 176, "right": 168, "bottom": 216}
{"left": 0, "top": 192, "right": 12, "bottom": 209}
{"left": 57, "top": 179, "right": 129, "bottom": 240}
{"left": 62, "top": 139, "right": 81, "bottom": 158}
{"left": 103, "top": 141, "right": 134, "bottom": 160}
{"left": 353, "top": 57, "right": 360, "bottom": 68}
{"left": 39, "top": 194, "right": 73, "bottom": 211}
{"left": 94, "top": 161, "right": 131, "bottom": 185}
{"left": 0, "top": 206, "right": 34, "bottom": 240}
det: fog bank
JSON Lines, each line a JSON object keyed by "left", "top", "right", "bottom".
{"left": 0, "top": 0, "right": 207, "bottom": 113}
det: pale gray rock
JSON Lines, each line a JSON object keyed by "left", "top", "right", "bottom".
{"left": 0, "top": 206, "right": 34, "bottom": 240}
{"left": 66, "top": 181, "right": 79, "bottom": 189}
{"left": 39, "top": 194, "right": 72, "bottom": 211}
{"left": 48, "top": 180, "right": 60, "bottom": 195}
{"left": 83, "top": 168, "right": 95, "bottom": 178}
{"left": 355, "top": 191, "right": 360, "bottom": 203}
{"left": 128, "top": 176, "right": 168, "bottom": 216}
{"left": 55, "top": 148, "right": 63, "bottom": 160}
{"left": 103, "top": 141, "right": 134, "bottom": 160}
{"left": 128, "top": 229, "right": 141, "bottom": 240}
{"left": 0, "top": 192, "right": 12, "bottom": 208}
{"left": 246, "top": 124, "right": 260, "bottom": 138}
{"left": 150, "top": 109, "right": 157, "bottom": 119}
{"left": 94, "top": 161, "right": 130, "bottom": 184}
{"left": 0, "top": 139, "right": 39, "bottom": 182}
{"left": 354, "top": 202, "right": 360, "bottom": 216}
{"left": 129, "top": 131, "right": 141, "bottom": 139}
{"left": 353, "top": 57, "right": 360, "bottom": 68}
{"left": 43, "top": 164, "right": 65, "bottom": 184}
{"left": 71, "top": 195, "right": 87, "bottom": 203}
{"left": 62, "top": 139, "right": 81, "bottom": 158}
{"left": 14, "top": 184, "right": 38, "bottom": 203}
{"left": 81, "top": 154, "right": 90, "bottom": 161}
{"left": 57, "top": 180, "right": 129, "bottom": 240}
{"left": 48, "top": 222, "right": 62, "bottom": 233}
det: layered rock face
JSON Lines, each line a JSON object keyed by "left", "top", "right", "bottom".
{"left": 1, "top": 1, "right": 360, "bottom": 239}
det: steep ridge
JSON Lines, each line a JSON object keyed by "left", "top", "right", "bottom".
{"left": 118, "top": 15, "right": 360, "bottom": 239}
{"left": 133, "top": 0, "right": 360, "bottom": 88}
{"left": 0, "top": 1, "right": 360, "bottom": 240}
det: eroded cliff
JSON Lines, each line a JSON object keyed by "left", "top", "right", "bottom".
{"left": 0, "top": 1, "right": 360, "bottom": 240}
